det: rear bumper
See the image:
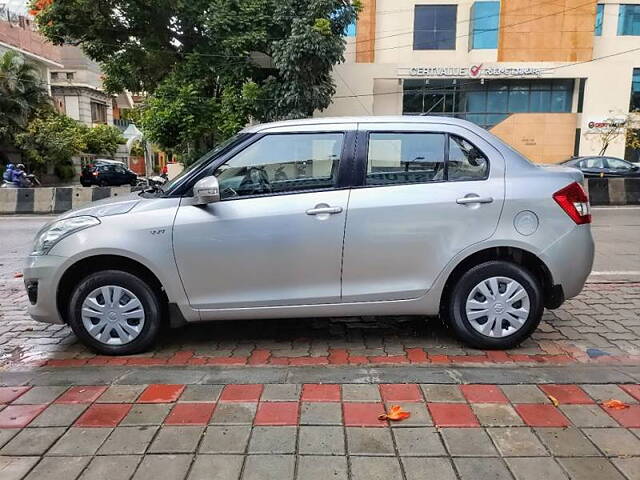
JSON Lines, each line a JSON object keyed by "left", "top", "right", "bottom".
{"left": 23, "top": 254, "right": 67, "bottom": 324}
{"left": 541, "top": 225, "right": 594, "bottom": 301}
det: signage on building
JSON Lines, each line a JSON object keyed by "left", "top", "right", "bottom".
{"left": 399, "top": 64, "right": 545, "bottom": 78}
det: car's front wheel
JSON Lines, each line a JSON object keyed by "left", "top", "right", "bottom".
{"left": 67, "top": 270, "right": 162, "bottom": 355}
{"left": 447, "top": 261, "right": 543, "bottom": 349}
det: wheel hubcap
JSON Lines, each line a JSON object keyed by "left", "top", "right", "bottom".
{"left": 81, "top": 286, "right": 145, "bottom": 345}
{"left": 465, "top": 276, "right": 530, "bottom": 338}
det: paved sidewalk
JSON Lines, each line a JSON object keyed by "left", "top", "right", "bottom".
{"left": 2, "top": 280, "right": 640, "bottom": 369}
{"left": 1, "top": 382, "right": 639, "bottom": 480}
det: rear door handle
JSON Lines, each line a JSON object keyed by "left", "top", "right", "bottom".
{"left": 306, "top": 206, "right": 343, "bottom": 215}
{"left": 456, "top": 195, "right": 494, "bottom": 205}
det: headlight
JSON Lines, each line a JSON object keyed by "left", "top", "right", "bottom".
{"left": 31, "top": 216, "right": 101, "bottom": 256}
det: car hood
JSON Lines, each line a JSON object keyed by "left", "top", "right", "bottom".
{"left": 56, "top": 192, "right": 144, "bottom": 221}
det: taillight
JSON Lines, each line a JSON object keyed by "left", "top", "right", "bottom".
{"left": 92, "top": 171, "right": 99, "bottom": 177}
{"left": 553, "top": 182, "right": 591, "bottom": 224}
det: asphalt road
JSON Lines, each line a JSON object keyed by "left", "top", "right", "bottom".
{"left": 0, "top": 206, "right": 639, "bottom": 282}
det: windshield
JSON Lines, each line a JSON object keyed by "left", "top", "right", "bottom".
{"left": 161, "top": 133, "right": 251, "bottom": 193}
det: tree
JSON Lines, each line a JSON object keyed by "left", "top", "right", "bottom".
{"left": 83, "top": 124, "right": 126, "bottom": 156}
{"left": 0, "top": 50, "right": 51, "bottom": 145}
{"left": 584, "top": 113, "right": 640, "bottom": 156}
{"left": 30, "top": 0, "right": 360, "bottom": 154}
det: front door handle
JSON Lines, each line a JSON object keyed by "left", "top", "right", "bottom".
{"left": 456, "top": 195, "right": 494, "bottom": 205}
{"left": 306, "top": 205, "right": 343, "bottom": 215}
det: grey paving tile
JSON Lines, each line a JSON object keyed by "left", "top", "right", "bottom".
{"left": 24, "top": 456, "right": 91, "bottom": 480}
{"left": 199, "top": 426, "right": 251, "bottom": 454}
{"left": 248, "top": 426, "right": 296, "bottom": 454}
{"left": 505, "top": 457, "right": 568, "bottom": 480}
{"left": 98, "top": 426, "right": 158, "bottom": 455}
{"left": 558, "top": 457, "right": 625, "bottom": 480}
{"left": 178, "top": 385, "right": 223, "bottom": 402}
{"left": 401, "top": 457, "right": 456, "bottom": 480}
{"left": 347, "top": 427, "right": 394, "bottom": 455}
{"left": 296, "top": 455, "right": 348, "bottom": 480}
{"left": 0, "top": 429, "right": 18, "bottom": 449}
{"left": 209, "top": 403, "right": 257, "bottom": 425}
{"left": 48, "top": 427, "right": 112, "bottom": 456}
{"left": 611, "top": 457, "right": 640, "bottom": 480}
{"left": 0, "top": 427, "right": 66, "bottom": 456}
{"left": 342, "top": 385, "right": 381, "bottom": 402}
{"left": 420, "top": 384, "right": 465, "bottom": 403}
{"left": 392, "top": 427, "right": 446, "bottom": 456}
{"left": 11, "top": 386, "right": 67, "bottom": 405}
{"left": 534, "top": 427, "right": 600, "bottom": 456}
{"left": 241, "top": 455, "right": 294, "bottom": 480}
{"left": 300, "top": 402, "right": 342, "bottom": 425}
{"left": 349, "top": 456, "right": 403, "bottom": 480}
{"left": 500, "top": 385, "right": 550, "bottom": 404}
{"left": 472, "top": 404, "right": 524, "bottom": 426}
{"left": 581, "top": 385, "right": 638, "bottom": 404}
{"left": 385, "top": 402, "right": 432, "bottom": 426}
{"left": 261, "top": 384, "right": 300, "bottom": 402}
{"left": 148, "top": 426, "right": 203, "bottom": 454}
{"left": 582, "top": 428, "right": 640, "bottom": 456}
{"left": 454, "top": 458, "right": 513, "bottom": 480}
{"left": 29, "top": 404, "right": 87, "bottom": 427}
{"left": 79, "top": 455, "right": 141, "bottom": 480}
{"left": 559, "top": 405, "right": 619, "bottom": 427}
{"left": 132, "top": 454, "right": 192, "bottom": 480}
{"left": 298, "top": 426, "right": 345, "bottom": 455}
{"left": 0, "top": 456, "right": 40, "bottom": 480}
{"left": 96, "top": 385, "right": 146, "bottom": 403}
{"left": 441, "top": 428, "right": 498, "bottom": 457}
{"left": 188, "top": 455, "right": 244, "bottom": 480}
{"left": 486, "top": 427, "right": 547, "bottom": 457}
{"left": 120, "top": 404, "right": 171, "bottom": 426}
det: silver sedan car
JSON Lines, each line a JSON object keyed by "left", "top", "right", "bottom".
{"left": 23, "top": 116, "right": 594, "bottom": 355}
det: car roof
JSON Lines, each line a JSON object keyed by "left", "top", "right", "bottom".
{"left": 242, "top": 115, "right": 487, "bottom": 134}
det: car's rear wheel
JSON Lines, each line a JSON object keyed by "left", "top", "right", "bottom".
{"left": 67, "top": 270, "right": 162, "bottom": 355}
{"left": 447, "top": 260, "right": 543, "bottom": 349}
{"left": 98, "top": 180, "right": 108, "bottom": 187}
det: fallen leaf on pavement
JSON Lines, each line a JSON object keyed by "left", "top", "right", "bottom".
{"left": 14, "top": 272, "right": 23, "bottom": 278}
{"left": 547, "top": 394, "right": 559, "bottom": 407}
{"left": 378, "top": 405, "right": 410, "bottom": 421}
{"left": 603, "top": 399, "right": 629, "bottom": 410}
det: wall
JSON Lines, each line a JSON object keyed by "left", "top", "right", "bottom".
{"left": 498, "top": 0, "right": 597, "bottom": 62}
{"left": 0, "top": 187, "right": 133, "bottom": 215}
{"left": 489, "top": 113, "right": 578, "bottom": 163}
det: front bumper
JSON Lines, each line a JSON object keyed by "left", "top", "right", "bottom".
{"left": 23, "top": 254, "right": 67, "bottom": 324}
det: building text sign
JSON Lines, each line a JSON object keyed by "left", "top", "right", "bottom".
{"left": 401, "top": 64, "right": 545, "bottom": 78}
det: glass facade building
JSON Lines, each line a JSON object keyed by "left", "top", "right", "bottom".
{"left": 402, "top": 79, "right": 574, "bottom": 129}
{"left": 470, "top": 2, "right": 500, "bottom": 49}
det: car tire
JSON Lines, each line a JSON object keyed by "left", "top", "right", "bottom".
{"left": 129, "top": 179, "right": 137, "bottom": 187}
{"left": 67, "top": 270, "right": 163, "bottom": 355}
{"left": 98, "top": 180, "right": 108, "bottom": 187}
{"left": 80, "top": 181, "right": 90, "bottom": 187}
{"left": 447, "top": 260, "right": 543, "bottom": 350}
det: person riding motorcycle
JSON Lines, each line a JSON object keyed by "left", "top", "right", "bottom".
{"left": 2, "top": 163, "right": 14, "bottom": 184}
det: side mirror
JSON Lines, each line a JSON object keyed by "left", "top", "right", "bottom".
{"left": 193, "top": 176, "right": 220, "bottom": 205}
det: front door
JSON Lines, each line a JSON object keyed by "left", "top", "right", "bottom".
{"left": 173, "top": 129, "right": 354, "bottom": 310}
{"left": 341, "top": 124, "right": 505, "bottom": 302}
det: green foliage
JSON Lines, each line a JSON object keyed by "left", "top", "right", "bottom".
{"left": 0, "top": 51, "right": 51, "bottom": 145}
{"left": 129, "top": 140, "right": 145, "bottom": 157}
{"left": 31, "top": 0, "right": 360, "bottom": 153}
{"left": 54, "top": 163, "right": 76, "bottom": 181}
{"left": 14, "top": 111, "right": 87, "bottom": 168}
{"left": 83, "top": 124, "right": 125, "bottom": 155}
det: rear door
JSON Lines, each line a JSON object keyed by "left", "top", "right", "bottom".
{"left": 341, "top": 123, "right": 505, "bottom": 302}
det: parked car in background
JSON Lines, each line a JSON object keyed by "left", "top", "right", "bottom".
{"left": 24, "top": 116, "right": 594, "bottom": 355}
{"left": 561, "top": 156, "right": 640, "bottom": 178}
{"left": 80, "top": 160, "right": 138, "bottom": 187}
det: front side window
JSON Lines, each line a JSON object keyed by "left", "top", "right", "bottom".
{"left": 631, "top": 68, "right": 640, "bottom": 111}
{"left": 470, "top": 1, "right": 500, "bottom": 49}
{"left": 214, "top": 133, "right": 343, "bottom": 200}
{"left": 414, "top": 5, "right": 457, "bottom": 50}
{"left": 618, "top": 4, "right": 640, "bottom": 35}
{"left": 595, "top": 4, "right": 604, "bottom": 36}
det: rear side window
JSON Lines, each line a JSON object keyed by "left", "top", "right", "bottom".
{"left": 366, "top": 133, "right": 445, "bottom": 185}
{"left": 364, "top": 132, "right": 488, "bottom": 186}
